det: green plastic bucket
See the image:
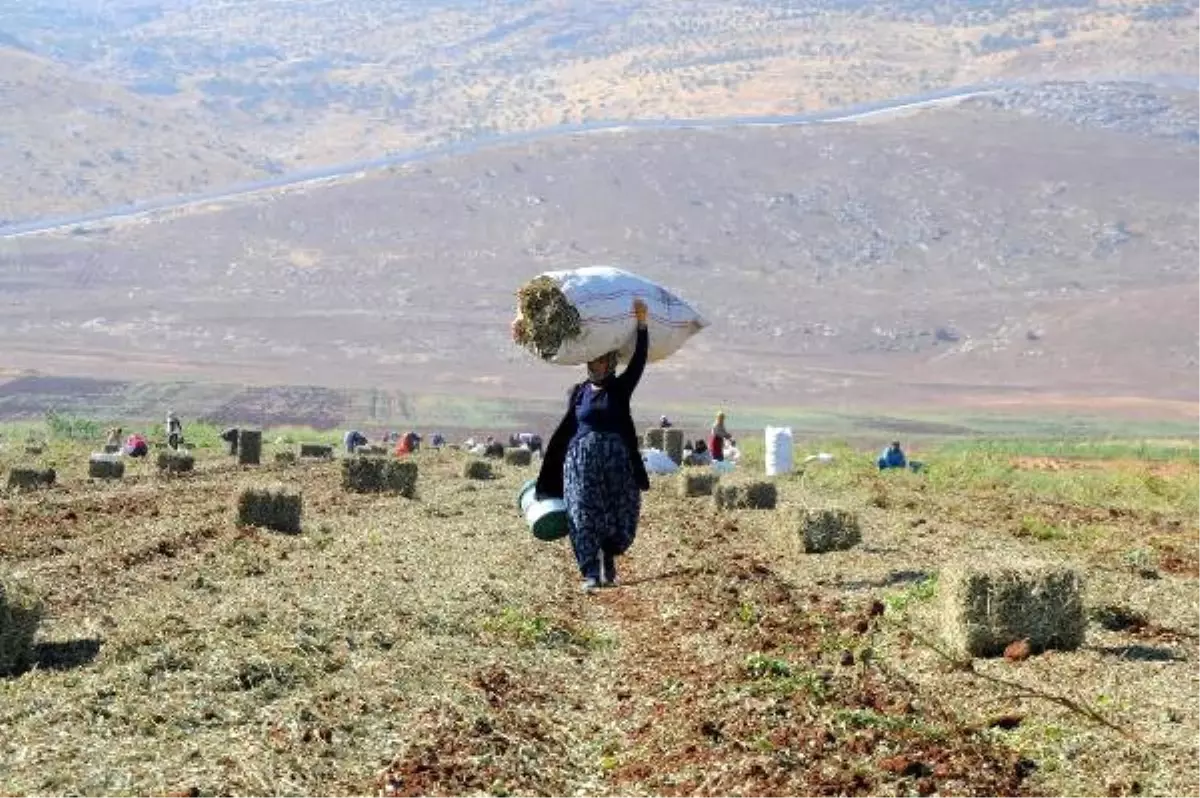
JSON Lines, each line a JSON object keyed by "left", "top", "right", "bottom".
{"left": 517, "top": 479, "right": 569, "bottom": 541}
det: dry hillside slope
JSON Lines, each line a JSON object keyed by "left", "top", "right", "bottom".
{"left": 1, "top": 86, "right": 1195, "bottom": 422}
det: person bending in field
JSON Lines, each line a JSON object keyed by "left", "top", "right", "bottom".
{"left": 878, "top": 441, "right": 907, "bottom": 470}
{"left": 166, "top": 411, "right": 184, "bottom": 450}
{"left": 537, "top": 298, "right": 651, "bottom": 593}
{"left": 344, "top": 429, "right": 368, "bottom": 454}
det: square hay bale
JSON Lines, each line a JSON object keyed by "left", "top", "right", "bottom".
{"left": 342, "top": 457, "right": 418, "bottom": 497}
{"left": 504, "top": 447, "right": 533, "bottom": 467}
{"left": 236, "top": 485, "right": 303, "bottom": 533}
{"left": 102, "top": 443, "right": 121, "bottom": 454}
{"left": 940, "top": 561, "right": 1086, "bottom": 658}
{"left": 157, "top": 450, "right": 195, "bottom": 474}
{"left": 299, "top": 442, "right": 333, "bottom": 459}
{"left": 1, "top": 574, "right": 44, "bottom": 676}
{"left": 237, "top": 429, "right": 262, "bottom": 465}
{"left": 664, "top": 428, "right": 685, "bottom": 465}
{"left": 714, "top": 480, "right": 777, "bottom": 510}
{"left": 6, "top": 467, "right": 55, "bottom": 492}
{"left": 23, "top": 445, "right": 43, "bottom": 456}
{"left": 644, "top": 428, "right": 666, "bottom": 450}
{"left": 274, "top": 451, "right": 298, "bottom": 465}
{"left": 678, "top": 471, "right": 720, "bottom": 498}
{"left": 463, "top": 459, "right": 496, "bottom": 480}
{"left": 88, "top": 453, "right": 125, "bottom": 480}
{"left": 800, "top": 509, "right": 862, "bottom": 553}
{"left": 359, "top": 444, "right": 388, "bottom": 456}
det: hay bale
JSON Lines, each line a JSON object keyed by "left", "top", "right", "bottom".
{"left": 237, "top": 429, "right": 262, "bottom": 465}
{"left": 359, "top": 444, "right": 388, "bottom": 456}
{"left": 0, "top": 574, "right": 44, "bottom": 676}
{"left": 714, "top": 480, "right": 777, "bottom": 510}
{"left": 102, "top": 443, "right": 121, "bottom": 454}
{"left": 483, "top": 441, "right": 506, "bottom": 459}
{"left": 88, "top": 453, "right": 125, "bottom": 480}
{"left": 645, "top": 428, "right": 666, "bottom": 450}
{"left": 299, "top": 442, "right": 333, "bottom": 459}
{"left": 6, "top": 467, "right": 55, "bottom": 492}
{"left": 504, "top": 448, "right": 533, "bottom": 467}
{"left": 274, "top": 451, "right": 298, "bottom": 465}
{"left": 513, "top": 276, "right": 583, "bottom": 359}
{"left": 157, "top": 450, "right": 195, "bottom": 474}
{"left": 23, "top": 445, "right": 43, "bottom": 456}
{"left": 800, "top": 509, "right": 862, "bottom": 553}
{"left": 940, "top": 561, "right": 1086, "bottom": 658}
{"left": 236, "top": 485, "right": 303, "bottom": 533}
{"left": 664, "top": 428, "right": 685, "bottom": 465}
{"left": 679, "top": 471, "right": 719, "bottom": 498}
{"left": 463, "top": 459, "right": 496, "bottom": 480}
{"left": 342, "top": 457, "right": 418, "bottom": 497}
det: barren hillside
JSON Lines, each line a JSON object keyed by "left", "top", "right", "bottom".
{"left": 0, "top": 0, "right": 1195, "bottom": 220}
{"left": 1, "top": 83, "right": 1195, "bottom": 426}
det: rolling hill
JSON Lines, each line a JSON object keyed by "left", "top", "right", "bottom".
{"left": 0, "top": 80, "right": 1195, "bottom": 429}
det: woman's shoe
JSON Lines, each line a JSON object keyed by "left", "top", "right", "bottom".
{"left": 580, "top": 576, "right": 601, "bottom": 594}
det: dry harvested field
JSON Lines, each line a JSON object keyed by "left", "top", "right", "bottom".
{"left": 2, "top": 431, "right": 1196, "bottom": 796}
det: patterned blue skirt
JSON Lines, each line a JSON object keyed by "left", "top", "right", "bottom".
{"left": 563, "top": 431, "right": 641, "bottom": 575}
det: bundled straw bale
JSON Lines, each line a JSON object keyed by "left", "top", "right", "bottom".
{"left": 102, "top": 443, "right": 121, "bottom": 454}
{"left": 236, "top": 485, "right": 302, "bottom": 533}
{"left": 0, "top": 574, "right": 44, "bottom": 676}
{"left": 157, "top": 450, "right": 195, "bottom": 474}
{"left": 664, "top": 429, "right": 685, "bottom": 465}
{"left": 88, "top": 453, "right": 125, "bottom": 480}
{"left": 359, "top": 445, "right": 388, "bottom": 456}
{"left": 274, "top": 451, "right": 298, "bottom": 465}
{"left": 645, "top": 428, "right": 666, "bottom": 450}
{"left": 463, "top": 459, "right": 496, "bottom": 480}
{"left": 342, "top": 457, "right": 418, "bottom": 497}
{"left": 504, "top": 448, "right": 533, "bottom": 467}
{"left": 800, "top": 509, "right": 862, "bottom": 553}
{"left": 940, "top": 560, "right": 1085, "bottom": 658}
{"left": 299, "top": 443, "right": 333, "bottom": 459}
{"left": 23, "top": 445, "right": 43, "bottom": 456}
{"left": 6, "top": 467, "right": 55, "bottom": 492}
{"left": 237, "top": 429, "right": 262, "bottom": 465}
{"left": 714, "top": 480, "right": 777, "bottom": 510}
{"left": 678, "top": 471, "right": 719, "bottom": 498}
{"left": 513, "top": 276, "right": 583, "bottom": 359}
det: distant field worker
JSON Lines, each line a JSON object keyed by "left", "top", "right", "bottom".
{"left": 708, "top": 411, "right": 735, "bottom": 462}
{"left": 659, "top": 415, "right": 673, "bottom": 429}
{"left": 166, "top": 411, "right": 184, "bottom": 450}
{"left": 538, "top": 298, "right": 651, "bottom": 593}
{"left": 344, "top": 429, "right": 368, "bottom": 454}
{"left": 124, "top": 433, "right": 149, "bottom": 458}
{"left": 878, "top": 441, "right": 907, "bottom": 470}
{"left": 396, "top": 431, "right": 421, "bottom": 456}
{"left": 219, "top": 427, "right": 240, "bottom": 456}
{"left": 104, "top": 426, "right": 123, "bottom": 448}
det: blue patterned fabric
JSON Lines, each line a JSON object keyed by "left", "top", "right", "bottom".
{"left": 563, "top": 430, "right": 642, "bottom": 578}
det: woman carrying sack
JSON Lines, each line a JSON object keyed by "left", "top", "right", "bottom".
{"left": 536, "top": 298, "right": 651, "bottom": 593}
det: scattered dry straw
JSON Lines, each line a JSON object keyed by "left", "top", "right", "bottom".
{"left": 800, "top": 509, "right": 862, "bottom": 553}
{"left": 504, "top": 448, "right": 533, "bottom": 467}
{"left": 514, "top": 276, "right": 582, "bottom": 359}
{"left": 1, "top": 574, "right": 44, "bottom": 676}
{"left": 678, "top": 471, "right": 719, "bottom": 498}
{"left": 235, "top": 484, "right": 303, "bottom": 533}
{"left": 714, "top": 480, "right": 777, "bottom": 510}
{"left": 939, "top": 560, "right": 1086, "bottom": 658}
{"left": 342, "top": 457, "right": 418, "bottom": 497}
